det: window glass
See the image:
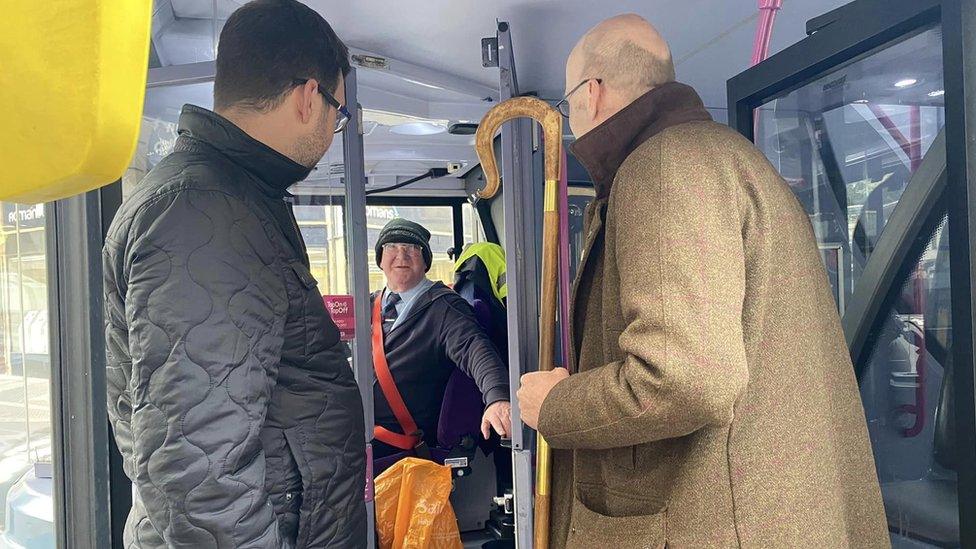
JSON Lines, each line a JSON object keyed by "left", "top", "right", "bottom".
{"left": 294, "top": 204, "right": 347, "bottom": 295}
{"left": 480, "top": 186, "right": 595, "bottom": 279}
{"left": 124, "top": 82, "right": 216, "bottom": 199}
{"left": 568, "top": 187, "right": 595, "bottom": 280}
{"left": 756, "top": 26, "right": 945, "bottom": 314}
{"left": 859, "top": 216, "right": 957, "bottom": 548}
{"left": 754, "top": 25, "right": 958, "bottom": 547}
{"left": 0, "top": 202, "right": 55, "bottom": 548}
{"left": 462, "top": 203, "right": 485, "bottom": 246}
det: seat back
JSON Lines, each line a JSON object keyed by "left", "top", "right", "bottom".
{"left": 438, "top": 297, "right": 493, "bottom": 448}
{"left": 454, "top": 256, "right": 509, "bottom": 359}
{"left": 3, "top": 1, "right": 153, "bottom": 202}
{"left": 437, "top": 367, "right": 486, "bottom": 448}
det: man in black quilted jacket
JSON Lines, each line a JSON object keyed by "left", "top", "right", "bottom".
{"left": 102, "top": 1, "right": 366, "bottom": 547}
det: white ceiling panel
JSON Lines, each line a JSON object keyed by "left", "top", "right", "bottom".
{"left": 156, "top": 0, "right": 853, "bottom": 111}
{"left": 149, "top": 0, "right": 858, "bottom": 179}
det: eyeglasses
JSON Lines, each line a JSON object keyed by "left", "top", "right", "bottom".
{"left": 554, "top": 78, "right": 602, "bottom": 118}
{"left": 293, "top": 78, "right": 351, "bottom": 133}
{"left": 382, "top": 243, "right": 421, "bottom": 257}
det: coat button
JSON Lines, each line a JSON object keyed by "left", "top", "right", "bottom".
{"left": 285, "top": 493, "right": 293, "bottom": 501}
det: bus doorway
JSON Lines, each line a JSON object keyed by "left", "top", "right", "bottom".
{"left": 729, "top": 0, "right": 976, "bottom": 545}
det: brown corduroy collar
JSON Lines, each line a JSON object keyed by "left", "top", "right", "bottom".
{"left": 569, "top": 82, "right": 713, "bottom": 199}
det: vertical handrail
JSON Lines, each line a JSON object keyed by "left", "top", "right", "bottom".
{"left": 558, "top": 146, "right": 572, "bottom": 369}
{"left": 341, "top": 67, "right": 377, "bottom": 548}
{"left": 475, "top": 96, "right": 563, "bottom": 549}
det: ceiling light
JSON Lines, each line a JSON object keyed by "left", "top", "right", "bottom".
{"left": 362, "top": 109, "right": 448, "bottom": 128}
{"left": 401, "top": 78, "right": 445, "bottom": 91}
{"left": 894, "top": 78, "right": 918, "bottom": 88}
{"left": 852, "top": 99, "right": 869, "bottom": 104}
{"left": 928, "top": 89, "right": 945, "bottom": 97}
{"left": 390, "top": 122, "right": 447, "bottom": 136}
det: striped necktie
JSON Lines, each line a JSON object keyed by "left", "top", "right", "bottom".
{"left": 382, "top": 293, "right": 401, "bottom": 337}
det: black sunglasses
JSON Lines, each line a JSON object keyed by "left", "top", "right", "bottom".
{"left": 554, "top": 78, "right": 603, "bottom": 118}
{"left": 293, "top": 78, "right": 351, "bottom": 133}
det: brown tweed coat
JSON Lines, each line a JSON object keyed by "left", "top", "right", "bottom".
{"left": 536, "top": 82, "right": 889, "bottom": 548}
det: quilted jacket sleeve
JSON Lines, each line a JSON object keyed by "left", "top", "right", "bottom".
{"left": 122, "top": 189, "right": 286, "bottom": 547}
{"left": 439, "top": 295, "right": 510, "bottom": 406}
{"left": 538, "top": 134, "right": 750, "bottom": 450}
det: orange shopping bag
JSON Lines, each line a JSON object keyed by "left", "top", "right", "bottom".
{"left": 375, "top": 457, "right": 463, "bottom": 549}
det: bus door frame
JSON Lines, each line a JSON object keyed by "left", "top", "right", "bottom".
{"left": 45, "top": 185, "right": 122, "bottom": 549}
{"left": 727, "top": 0, "right": 976, "bottom": 544}
{"left": 483, "top": 19, "right": 544, "bottom": 548}
{"left": 341, "top": 66, "right": 379, "bottom": 549}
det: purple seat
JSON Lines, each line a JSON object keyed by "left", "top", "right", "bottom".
{"left": 373, "top": 298, "right": 495, "bottom": 476}
{"left": 437, "top": 368, "right": 487, "bottom": 448}
{"left": 470, "top": 296, "right": 492, "bottom": 329}
{"left": 440, "top": 297, "right": 493, "bottom": 449}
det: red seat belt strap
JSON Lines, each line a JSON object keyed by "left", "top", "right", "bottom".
{"left": 371, "top": 296, "right": 422, "bottom": 451}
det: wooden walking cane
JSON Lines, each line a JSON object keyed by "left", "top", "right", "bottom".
{"left": 474, "top": 97, "right": 562, "bottom": 549}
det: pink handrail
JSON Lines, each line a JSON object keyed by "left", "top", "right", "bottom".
{"left": 751, "top": 0, "right": 784, "bottom": 66}
{"left": 558, "top": 146, "right": 572, "bottom": 368}
{"left": 751, "top": 0, "right": 783, "bottom": 139}
{"left": 867, "top": 104, "right": 914, "bottom": 160}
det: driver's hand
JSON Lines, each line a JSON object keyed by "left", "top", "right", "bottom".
{"left": 481, "top": 400, "right": 512, "bottom": 439}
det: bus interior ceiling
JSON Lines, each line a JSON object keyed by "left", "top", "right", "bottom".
{"left": 144, "top": 0, "right": 853, "bottom": 198}
{"left": 135, "top": 0, "right": 859, "bottom": 292}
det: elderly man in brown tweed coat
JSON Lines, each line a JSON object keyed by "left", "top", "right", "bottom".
{"left": 517, "top": 14, "right": 890, "bottom": 549}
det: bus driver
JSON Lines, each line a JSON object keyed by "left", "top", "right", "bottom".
{"left": 369, "top": 218, "right": 512, "bottom": 459}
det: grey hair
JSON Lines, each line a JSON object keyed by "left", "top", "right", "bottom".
{"left": 579, "top": 38, "right": 676, "bottom": 101}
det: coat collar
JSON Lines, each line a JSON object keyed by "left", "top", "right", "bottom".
{"left": 174, "top": 104, "right": 313, "bottom": 197}
{"left": 569, "top": 82, "right": 712, "bottom": 199}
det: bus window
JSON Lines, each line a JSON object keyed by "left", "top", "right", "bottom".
{"left": 858, "top": 216, "right": 957, "bottom": 547}
{"left": 568, "top": 187, "right": 595, "bottom": 280}
{"left": 750, "top": 22, "right": 957, "bottom": 546}
{"left": 0, "top": 202, "right": 55, "bottom": 549}
{"left": 755, "top": 26, "right": 945, "bottom": 314}
{"left": 295, "top": 204, "right": 348, "bottom": 295}
{"left": 124, "top": 82, "right": 215, "bottom": 199}
{"left": 462, "top": 203, "right": 485, "bottom": 245}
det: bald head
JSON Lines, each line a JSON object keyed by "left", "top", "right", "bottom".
{"left": 568, "top": 14, "right": 675, "bottom": 103}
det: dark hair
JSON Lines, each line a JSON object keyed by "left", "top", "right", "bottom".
{"left": 214, "top": 0, "right": 350, "bottom": 112}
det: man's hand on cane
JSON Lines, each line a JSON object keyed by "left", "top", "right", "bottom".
{"left": 517, "top": 367, "right": 570, "bottom": 429}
